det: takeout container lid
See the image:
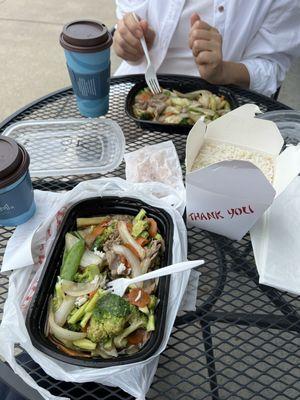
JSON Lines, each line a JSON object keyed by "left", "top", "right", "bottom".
{"left": 3, "top": 119, "right": 125, "bottom": 178}
{"left": 0, "top": 136, "right": 30, "bottom": 189}
{"left": 60, "top": 20, "right": 113, "bottom": 53}
{"left": 186, "top": 104, "right": 300, "bottom": 240}
{"left": 26, "top": 196, "right": 173, "bottom": 368}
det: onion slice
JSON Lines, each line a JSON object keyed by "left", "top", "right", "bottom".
{"left": 61, "top": 276, "right": 100, "bottom": 297}
{"left": 80, "top": 249, "right": 103, "bottom": 268}
{"left": 118, "top": 221, "right": 145, "bottom": 260}
{"left": 112, "top": 244, "right": 141, "bottom": 277}
{"left": 49, "top": 309, "right": 86, "bottom": 341}
{"left": 54, "top": 295, "right": 76, "bottom": 327}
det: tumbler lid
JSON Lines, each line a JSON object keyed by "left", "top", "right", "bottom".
{"left": 60, "top": 20, "right": 113, "bottom": 53}
{"left": 0, "top": 137, "right": 30, "bottom": 189}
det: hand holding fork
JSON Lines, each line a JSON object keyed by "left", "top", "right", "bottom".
{"left": 113, "top": 13, "right": 161, "bottom": 94}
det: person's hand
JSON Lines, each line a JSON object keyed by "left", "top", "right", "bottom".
{"left": 189, "top": 13, "right": 225, "bottom": 84}
{"left": 113, "top": 13, "right": 156, "bottom": 62}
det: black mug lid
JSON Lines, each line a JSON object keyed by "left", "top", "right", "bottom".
{"left": 0, "top": 137, "right": 30, "bottom": 189}
{"left": 60, "top": 20, "right": 113, "bottom": 53}
{"left": 0, "top": 136, "right": 22, "bottom": 179}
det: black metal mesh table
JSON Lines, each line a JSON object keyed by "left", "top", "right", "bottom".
{"left": 0, "top": 75, "right": 300, "bottom": 400}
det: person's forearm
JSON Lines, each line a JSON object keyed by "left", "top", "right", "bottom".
{"left": 220, "top": 61, "right": 250, "bottom": 88}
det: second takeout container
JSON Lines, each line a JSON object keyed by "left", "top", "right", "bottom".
{"left": 26, "top": 196, "right": 173, "bottom": 367}
{"left": 186, "top": 104, "right": 300, "bottom": 240}
{"left": 125, "top": 78, "right": 239, "bottom": 134}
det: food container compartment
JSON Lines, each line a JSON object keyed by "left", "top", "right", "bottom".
{"left": 26, "top": 196, "right": 173, "bottom": 368}
{"left": 3, "top": 119, "right": 125, "bottom": 177}
{"left": 125, "top": 78, "right": 239, "bottom": 134}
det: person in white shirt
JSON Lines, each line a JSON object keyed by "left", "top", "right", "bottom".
{"left": 113, "top": 0, "right": 300, "bottom": 96}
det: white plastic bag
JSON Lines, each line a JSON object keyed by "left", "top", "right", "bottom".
{"left": 250, "top": 176, "right": 300, "bottom": 294}
{"left": 0, "top": 178, "right": 191, "bottom": 400}
{"left": 125, "top": 141, "right": 186, "bottom": 215}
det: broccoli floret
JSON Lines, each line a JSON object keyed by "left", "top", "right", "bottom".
{"left": 93, "top": 222, "right": 116, "bottom": 251}
{"left": 74, "top": 264, "right": 100, "bottom": 283}
{"left": 132, "top": 220, "right": 149, "bottom": 238}
{"left": 103, "top": 337, "right": 113, "bottom": 350}
{"left": 179, "top": 117, "right": 190, "bottom": 125}
{"left": 149, "top": 295, "right": 158, "bottom": 311}
{"left": 139, "top": 112, "right": 153, "bottom": 120}
{"left": 67, "top": 321, "right": 82, "bottom": 332}
{"left": 114, "top": 305, "right": 148, "bottom": 348}
{"left": 87, "top": 293, "right": 131, "bottom": 343}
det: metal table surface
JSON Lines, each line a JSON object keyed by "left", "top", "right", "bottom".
{"left": 0, "top": 75, "right": 299, "bottom": 400}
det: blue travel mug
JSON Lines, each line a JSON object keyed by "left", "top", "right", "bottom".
{"left": 60, "top": 20, "right": 113, "bottom": 118}
{"left": 0, "top": 137, "right": 35, "bottom": 226}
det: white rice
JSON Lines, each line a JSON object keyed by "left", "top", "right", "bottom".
{"left": 192, "top": 140, "right": 275, "bottom": 182}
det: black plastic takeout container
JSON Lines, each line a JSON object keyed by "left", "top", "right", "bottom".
{"left": 125, "top": 77, "right": 239, "bottom": 134}
{"left": 26, "top": 196, "right": 173, "bottom": 368}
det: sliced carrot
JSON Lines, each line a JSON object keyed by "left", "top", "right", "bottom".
{"left": 127, "top": 329, "right": 148, "bottom": 346}
{"left": 136, "top": 237, "right": 148, "bottom": 247}
{"left": 126, "top": 222, "right": 133, "bottom": 233}
{"left": 120, "top": 255, "right": 129, "bottom": 268}
{"left": 124, "top": 243, "right": 140, "bottom": 259}
{"left": 126, "top": 288, "right": 150, "bottom": 308}
{"left": 85, "top": 220, "right": 109, "bottom": 246}
{"left": 93, "top": 225, "right": 105, "bottom": 236}
{"left": 137, "top": 92, "right": 152, "bottom": 102}
{"left": 88, "top": 290, "right": 97, "bottom": 299}
{"left": 147, "top": 218, "right": 158, "bottom": 238}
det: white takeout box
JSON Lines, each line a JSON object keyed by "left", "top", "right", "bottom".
{"left": 186, "top": 104, "right": 300, "bottom": 240}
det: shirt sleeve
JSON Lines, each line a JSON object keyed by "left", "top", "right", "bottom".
{"left": 240, "top": 0, "right": 300, "bottom": 96}
{"left": 115, "top": 0, "right": 149, "bottom": 20}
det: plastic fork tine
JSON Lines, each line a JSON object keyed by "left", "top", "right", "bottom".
{"left": 153, "top": 79, "right": 161, "bottom": 94}
{"left": 146, "top": 78, "right": 156, "bottom": 95}
{"left": 149, "top": 79, "right": 157, "bottom": 94}
{"left": 150, "top": 79, "right": 160, "bottom": 94}
{"left": 150, "top": 79, "right": 158, "bottom": 94}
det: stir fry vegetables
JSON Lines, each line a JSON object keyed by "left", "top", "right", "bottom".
{"left": 132, "top": 87, "right": 231, "bottom": 125}
{"left": 47, "top": 209, "right": 164, "bottom": 358}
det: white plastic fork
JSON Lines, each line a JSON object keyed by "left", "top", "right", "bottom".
{"left": 106, "top": 259, "right": 204, "bottom": 297}
{"left": 132, "top": 12, "right": 161, "bottom": 94}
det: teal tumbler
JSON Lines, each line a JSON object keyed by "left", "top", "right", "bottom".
{"left": 60, "top": 20, "right": 113, "bottom": 117}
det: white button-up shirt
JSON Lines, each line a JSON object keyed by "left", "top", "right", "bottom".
{"left": 115, "top": 0, "right": 300, "bottom": 96}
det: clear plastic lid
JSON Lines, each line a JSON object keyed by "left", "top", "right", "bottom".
{"left": 3, "top": 119, "right": 125, "bottom": 177}
{"left": 257, "top": 110, "right": 300, "bottom": 144}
